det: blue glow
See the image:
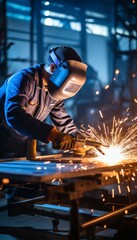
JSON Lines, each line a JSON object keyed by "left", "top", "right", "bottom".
{"left": 7, "top": 12, "right": 31, "bottom": 21}
{"left": 6, "top": 1, "right": 109, "bottom": 37}
{"left": 7, "top": 2, "right": 31, "bottom": 12}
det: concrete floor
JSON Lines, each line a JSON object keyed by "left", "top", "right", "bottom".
{"left": 0, "top": 195, "right": 71, "bottom": 240}
{"left": 0, "top": 208, "right": 118, "bottom": 240}
{"left": 0, "top": 210, "right": 71, "bottom": 240}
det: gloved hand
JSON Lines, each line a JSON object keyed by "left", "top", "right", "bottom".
{"left": 53, "top": 132, "right": 75, "bottom": 150}
{"left": 48, "top": 127, "right": 75, "bottom": 151}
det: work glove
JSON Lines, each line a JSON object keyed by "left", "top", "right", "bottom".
{"left": 53, "top": 132, "right": 75, "bottom": 150}
{"left": 48, "top": 127, "right": 75, "bottom": 151}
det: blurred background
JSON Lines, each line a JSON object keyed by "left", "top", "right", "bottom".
{"left": 0, "top": 0, "right": 137, "bottom": 154}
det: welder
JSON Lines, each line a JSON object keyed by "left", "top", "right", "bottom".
{"left": 0, "top": 46, "right": 88, "bottom": 158}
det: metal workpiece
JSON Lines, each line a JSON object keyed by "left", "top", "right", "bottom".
{"left": 0, "top": 157, "right": 137, "bottom": 182}
{"left": 27, "top": 139, "right": 37, "bottom": 160}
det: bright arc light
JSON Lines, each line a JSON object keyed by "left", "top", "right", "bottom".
{"left": 98, "top": 145, "right": 124, "bottom": 166}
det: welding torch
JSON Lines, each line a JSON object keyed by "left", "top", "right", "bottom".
{"left": 52, "top": 131, "right": 108, "bottom": 155}
{"left": 73, "top": 133, "right": 108, "bottom": 155}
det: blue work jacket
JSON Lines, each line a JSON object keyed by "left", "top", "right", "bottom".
{"left": 0, "top": 64, "right": 77, "bottom": 157}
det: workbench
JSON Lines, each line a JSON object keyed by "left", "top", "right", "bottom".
{"left": 0, "top": 155, "right": 137, "bottom": 240}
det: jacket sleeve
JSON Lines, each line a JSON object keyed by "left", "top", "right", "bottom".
{"left": 4, "top": 71, "right": 53, "bottom": 143}
{"left": 50, "top": 100, "right": 78, "bottom": 134}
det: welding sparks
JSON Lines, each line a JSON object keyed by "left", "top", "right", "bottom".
{"left": 80, "top": 115, "right": 137, "bottom": 166}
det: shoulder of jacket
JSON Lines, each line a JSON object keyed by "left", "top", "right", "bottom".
{"left": 21, "top": 65, "right": 42, "bottom": 82}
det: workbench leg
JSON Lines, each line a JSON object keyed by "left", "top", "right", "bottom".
{"left": 69, "top": 199, "right": 80, "bottom": 240}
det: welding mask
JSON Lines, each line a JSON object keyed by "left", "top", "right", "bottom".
{"left": 48, "top": 47, "right": 87, "bottom": 100}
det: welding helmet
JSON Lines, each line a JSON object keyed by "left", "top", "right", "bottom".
{"left": 48, "top": 46, "right": 87, "bottom": 100}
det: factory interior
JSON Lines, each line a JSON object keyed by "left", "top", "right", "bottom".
{"left": 0, "top": 0, "right": 137, "bottom": 239}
